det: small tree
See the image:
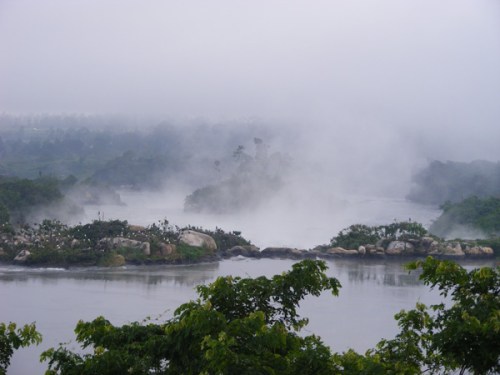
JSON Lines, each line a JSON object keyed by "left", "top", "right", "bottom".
{"left": 41, "top": 260, "right": 341, "bottom": 374}
{"left": 333, "top": 257, "right": 500, "bottom": 374}
{"left": 405, "top": 257, "right": 500, "bottom": 374}
{"left": 0, "top": 322, "right": 42, "bottom": 375}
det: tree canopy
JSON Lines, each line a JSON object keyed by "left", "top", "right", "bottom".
{"left": 1, "top": 258, "right": 499, "bottom": 374}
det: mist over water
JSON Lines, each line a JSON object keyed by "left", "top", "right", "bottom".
{"left": 80, "top": 188, "right": 440, "bottom": 249}
{"left": 2, "top": 1, "right": 500, "bottom": 240}
{"left": 0, "top": 2, "right": 499, "bottom": 374}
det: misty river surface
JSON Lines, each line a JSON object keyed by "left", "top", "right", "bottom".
{"left": 79, "top": 190, "right": 441, "bottom": 249}
{"left": 1, "top": 258, "right": 495, "bottom": 374}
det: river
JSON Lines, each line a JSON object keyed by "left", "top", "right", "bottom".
{"left": 75, "top": 190, "right": 441, "bottom": 249}
{"left": 1, "top": 257, "right": 495, "bottom": 374}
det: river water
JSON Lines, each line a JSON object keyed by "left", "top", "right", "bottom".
{"left": 1, "top": 257, "right": 495, "bottom": 374}
{"left": 76, "top": 190, "right": 442, "bottom": 249}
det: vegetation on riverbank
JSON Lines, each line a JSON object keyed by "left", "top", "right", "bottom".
{"left": 2, "top": 258, "right": 499, "bottom": 374}
{"left": 0, "top": 219, "right": 252, "bottom": 267}
{"left": 0, "top": 217, "right": 497, "bottom": 268}
{"left": 430, "top": 196, "right": 500, "bottom": 239}
{"left": 408, "top": 160, "right": 500, "bottom": 205}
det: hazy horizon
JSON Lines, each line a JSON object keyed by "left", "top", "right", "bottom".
{"left": 1, "top": 0, "right": 499, "bottom": 247}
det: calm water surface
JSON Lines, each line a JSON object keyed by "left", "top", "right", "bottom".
{"left": 1, "top": 258, "right": 494, "bottom": 374}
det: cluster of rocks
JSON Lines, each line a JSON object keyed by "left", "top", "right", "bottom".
{"left": 3, "top": 226, "right": 496, "bottom": 267}
{"left": 1, "top": 230, "right": 77, "bottom": 263}
{"left": 220, "top": 236, "right": 494, "bottom": 260}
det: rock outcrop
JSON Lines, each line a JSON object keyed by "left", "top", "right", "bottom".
{"left": 326, "top": 247, "right": 358, "bottom": 255}
{"left": 386, "top": 241, "right": 415, "bottom": 255}
{"left": 14, "top": 250, "right": 31, "bottom": 262}
{"left": 179, "top": 230, "right": 217, "bottom": 251}
{"left": 158, "top": 243, "right": 177, "bottom": 256}
{"left": 223, "top": 245, "right": 260, "bottom": 258}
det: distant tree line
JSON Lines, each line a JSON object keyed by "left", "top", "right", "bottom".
{"left": 408, "top": 160, "right": 500, "bottom": 205}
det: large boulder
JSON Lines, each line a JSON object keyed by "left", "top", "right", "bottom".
{"left": 442, "top": 243, "right": 465, "bottom": 256}
{"left": 225, "top": 245, "right": 260, "bottom": 258}
{"left": 386, "top": 241, "right": 414, "bottom": 255}
{"left": 326, "top": 247, "right": 358, "bottom": 255}
{"left": 464, "top": 246, "right": 494, "bottom": 256}
{"left": 481, "top": 246, "right": 494, "bottom": 255}
{"left": 158, "top": 243, "right": 177, "bottom": 256}
{"left": 14, "top": 250, "right": 31, "bottom": 262}
{"left": 261, "top": 247, "right": 296, "bottom": 258}
{"left": 179, "top": 230, "right": 217, "bottom": 251}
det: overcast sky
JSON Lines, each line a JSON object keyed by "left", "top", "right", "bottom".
{"left": 1, "top": 0, "right": 499, "bottom": 157}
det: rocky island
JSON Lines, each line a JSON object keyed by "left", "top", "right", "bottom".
{"left": 0, "top": 219, "right": 496, "bottom": 268}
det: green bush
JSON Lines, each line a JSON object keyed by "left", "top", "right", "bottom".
{"left": 330, "top": 221, "right": 428, "bottom": 249}
{"left": 175, "top": 244, "right": 209, "bottom": 262}
{"left": 69, "top": 220, "right": 128, "bottom": 246}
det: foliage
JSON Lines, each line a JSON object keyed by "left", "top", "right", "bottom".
{"left": 69, "top": 220, "right": 129, "bottom": 246}
{"left": 41, "top": 260, "right": 341, "bottom": 374}
{"left": 24, "top": 248, "right": 101, "bottom": 267}
{"left": 89, "top": 151, "right": 171, "bottom": 189}
{"left": 430, "top": 196, "right": 500, "bottom": 239}
{"left": 4, "top": 258, "right": 500, "bottom": 374}
{"left": 330, "top": 221, "right": 428, "bottom": 249}
{"left": 0, "top": 203, "right": 9, "bottom": 226}
{"left": 184, "top": 225, "right": 251, "bottom": 250}
{"left": 144, "top": 219, "right": 180, "bottom": 244}
{"left": 174, "top": 244, "right": 209, "bottom": 262}
{"left": 0, "top": 322, "right": 42, "bottom": 374}
{"left": 408, "top": 159, "right": 500, "bottom": 205}
{"left": 0, "top": 176, "right": 63, "bottom": 223}
{"left": 404, "top": 257, "right": 500, "bottom": 374}
{"left": 332, "top": 257, "right": 500, "bottom": 374}
{"left": 184, "top": 138, "right": 289, "bottom": 214}
{"left": 330, "top": 224, "right": 381, "bottom": 249}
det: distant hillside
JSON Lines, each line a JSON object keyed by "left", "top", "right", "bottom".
{"left": 0, "top": 114, "right": 276, "bottom": 190}
{"left": 408, "top": 160, "right": 500, "bottom": 205}
{"left": 430, "top": 196, "right": 500, "bottom": 239}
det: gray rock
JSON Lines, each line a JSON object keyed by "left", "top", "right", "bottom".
{"left": 442, "top": 243, "right": 465, "bottom": 256}
{"left": 179, "top": 230, "right": 217, "bottom": 251}
{"left": 226, "top": 245, "right": 260, "bottom": 258}
{"left": 326, "top": 247, "right": 358, "bottom": 255}
{"left": 386, "top": 241, "right": 414, "bottom": 255}
{"left": 464, "top": 246, "right": 493, "bottom": 256}
{"left": 14, "top": 250, "right": 31, "bottom": 262}
{"left": 429, "top": 241, "right": 440, "bottom": 253}
{"left": 141, "top": 242, "right": 151, "bottom": 256}
{"left": 261, "top": 247, "right": 296, "bottom": 258}
{"left": 481, "top": 246, "right": 494, "bottom": 255}
{"left": 159, "top": 243, "right": 176, "bottom": 256}
{"left": 421, "top": 237, "right": 435, "bottom": 248}
{"left": 358, "top": 246, "right": 366, "bottom": 255}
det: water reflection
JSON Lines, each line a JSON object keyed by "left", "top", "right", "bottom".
{"left": 1, "top": 257, "right": 496, "bottom": 375}
{"left": 326, "top": 258, "right": 495, "bottom": 287}
{"left": 0, "top": 262, "right": 220, "bottom": 286}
